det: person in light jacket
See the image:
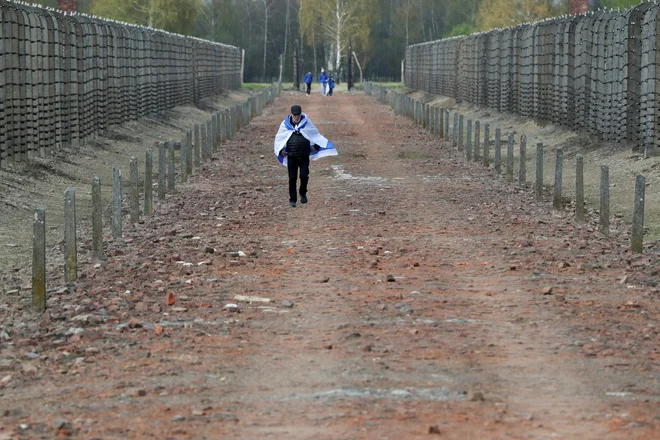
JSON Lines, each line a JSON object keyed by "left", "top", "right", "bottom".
{"left": 319, "top": 68, "right": 329, "bottom": 96}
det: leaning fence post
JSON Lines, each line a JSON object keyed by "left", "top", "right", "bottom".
{"left": 32, "top": 208, "right": 46, "bottom": 311}
{"left": 130, "top": 157, "right": 139, "bottom": 223}
{"left": 575, "top": 155, "right": 584, "bottom": 224}
{"left": 144, "top": 149, "right": 153, "bottom": 215}
{"left": 631, "top": 174, "right": 646, "bottom": 253}
{"left": 506, "top": 132, "right": 514, "bottom": 181}
{"left": 483, "top": 123, "right": 490, "bottom": 167}
{"left": 535, "top": 143, "right": 543, "bottom": 201}
{"left": 494, "top": 128, "right": 501, "bottom": 173}
{"left": 600, "top": 164, "right": 610, "bottom": 236}
{"left": 194, "top": 123, "right": 202, "bottom": 163}
{"left": 553, "top": 147, "right": 563, "bottom": 210}
{"left": 519, "top": 135, "right": 526, "bottom": 185}
{"left": 64, "top": 188, "right": 77, "bottom": 284}
{"left": 466, "top": 120, "right": 473, "bottom": 160}
{"left": 112, "top": 168, "right": 122, "bottom": 239}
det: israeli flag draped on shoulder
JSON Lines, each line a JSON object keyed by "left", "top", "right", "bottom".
{"left": 273, "top": 113, "right": 338, "bottom": 166}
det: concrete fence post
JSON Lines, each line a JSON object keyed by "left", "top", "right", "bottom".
{"left": 494, "top": 128, "right": 501, "bottom": 173}
{"left": 483, "top": 123, "right": 490, "bottom": 167}
{"left": 535, "top": 143, "right": 544, "bottom": 201}
{"left": 466, "top": 120, "right": 473, "bottom": 160}
{"left": 631, "top": 174, "right": 646, "bottom": 253}
{"left": 519, "top": 135, "right": 527, "bottom": 185}
{"left": 32, "top": 208, "right": 46, "bottom": 311}
{"left": 158, "top": 142, "right": 166, "bottom": 201}
{"left": 92, "top": 177, "right": 104, "bottom": 260}
{"left": 144, "top": 149, "right": 153, "bottom": 215}
{"left": 575, "top": 155, "right": 585, "bottom": 224}
{"left": 458, "top": 115, "right": 464, "bottom": 151}
{"left": 474, "top": 121, "right": 481, "bottom": 162}
{"left": 64, "top": 188, "right": 76, "bottom": 284}
{"left": 186, "top": 129, "right": 193, "bottom": 175}
{"left": 600, "top": 164, "right": 610, "bottom": 236}
{"left": 553, "top": 147, "right": 563, "bottom": 210}
{"left": 130, "top": 157, "right": 139, "bottom": 223}
{"left": 112, "top": 167, "right": 122, "bottom": 239}
{"left": 168, "top": 141, "right": 175, "bottom": 191}
{"left": 452, "top": 113, "right": 458, "bottom": 148}
{"left": 506, "top": 132, "right": 514, "bottom": 181}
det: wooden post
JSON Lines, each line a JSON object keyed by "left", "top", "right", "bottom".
{"left": 64, "top": 188, "right": 76, "bottom": 284}
{"left": 519, "top": 135, "right": 527, "bottom": 185}
{"left": 631, "top": 174, "right": 646, "bottom": 253}
{"left": 575, "top": 155, "right": 585, "bottom": 224}
{"left": 600, "top": 164, "right": 610, "bottom": 236}
{"left": 445, "top": 109, "right": 449, "bottom": 140}
{"left": 553, "top": 147, "right": 563, "bottom": 210}
{"left": 506, "top": 132, "right": 514, "bottom": 181}
{"left": 130, "top": 157, "right": 139, "bottom": 223}
{"left": 535, "top": 143, "right": 544, "bottom": 201}
{"left": 112, "top": 168, "right": 122, "bottom": 239}
{"left": 32, "top": 208, "right": 46, "bottom": 311}
{"left": 144, "top": 149, "right": 153, "bottom": 215}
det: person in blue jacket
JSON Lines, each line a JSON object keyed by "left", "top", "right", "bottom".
{"left": 303, "top": 71, "right": 312, "bottom": 96}
{"left": 319, "top": 68, "right": 329, "bottom": 96}
{"left": 328, "top": 75, "right": 335, "bottom": 96}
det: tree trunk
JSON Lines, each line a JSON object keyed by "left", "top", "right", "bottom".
{"left": 283, "top": 0, "right": 290, "bottom": 81}
{"left": 262, "top": 0, "right": 269, "bottom": 82}
{"left": 334, "top": 1, "right": 341, "bottom": 73}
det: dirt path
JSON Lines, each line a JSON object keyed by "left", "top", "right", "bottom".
{"left": 1, "top": 90, "right": 659, "bottom": 439}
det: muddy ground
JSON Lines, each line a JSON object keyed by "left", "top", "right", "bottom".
{"left": 0, "top": 86, "right": 659, "bottom": 439}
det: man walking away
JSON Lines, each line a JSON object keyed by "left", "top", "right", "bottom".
{"left": 304, "top": 72, "right": 313, "bottom": 96}
{"left": 273, "top": 105, "right": 338, "bottom": 207}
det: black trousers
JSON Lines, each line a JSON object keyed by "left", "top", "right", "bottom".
{"left": 305, "top": 83, "right": 311, "bottom": 94}
{"left": 287, "top": 155, "right": 309, "bottom": 202}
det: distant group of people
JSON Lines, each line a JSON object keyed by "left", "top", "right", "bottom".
{"left": 303, "top": 68, "right": 335, "bottom": 96}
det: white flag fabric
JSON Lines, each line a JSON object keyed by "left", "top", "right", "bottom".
{"left": 273, "top": 113, "right": 338, "bottom": 166}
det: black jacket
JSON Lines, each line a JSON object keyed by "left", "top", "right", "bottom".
{"left": 286, "top": 117, "right": 312, "bottom": 157}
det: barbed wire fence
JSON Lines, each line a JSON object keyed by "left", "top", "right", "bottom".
{"left": 0, "top": 0, "right": 242, "bottom": 168}
{"left": 405, "top": 4, "right": 659, "bottom": 157}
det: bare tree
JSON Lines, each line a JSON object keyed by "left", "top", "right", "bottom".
{"left": 283, "top": 0, "right": 290, "bottom": 80}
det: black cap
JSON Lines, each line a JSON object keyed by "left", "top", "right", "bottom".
{"left": 291, "top": 105, "right": 302, "bottom": 115}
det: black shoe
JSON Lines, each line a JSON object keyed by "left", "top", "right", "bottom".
{"left": 300, "top": 195, "right": 308, "bottom": 204}
{"left": 289, "top": 201, "right": 296, "bottom": 207}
